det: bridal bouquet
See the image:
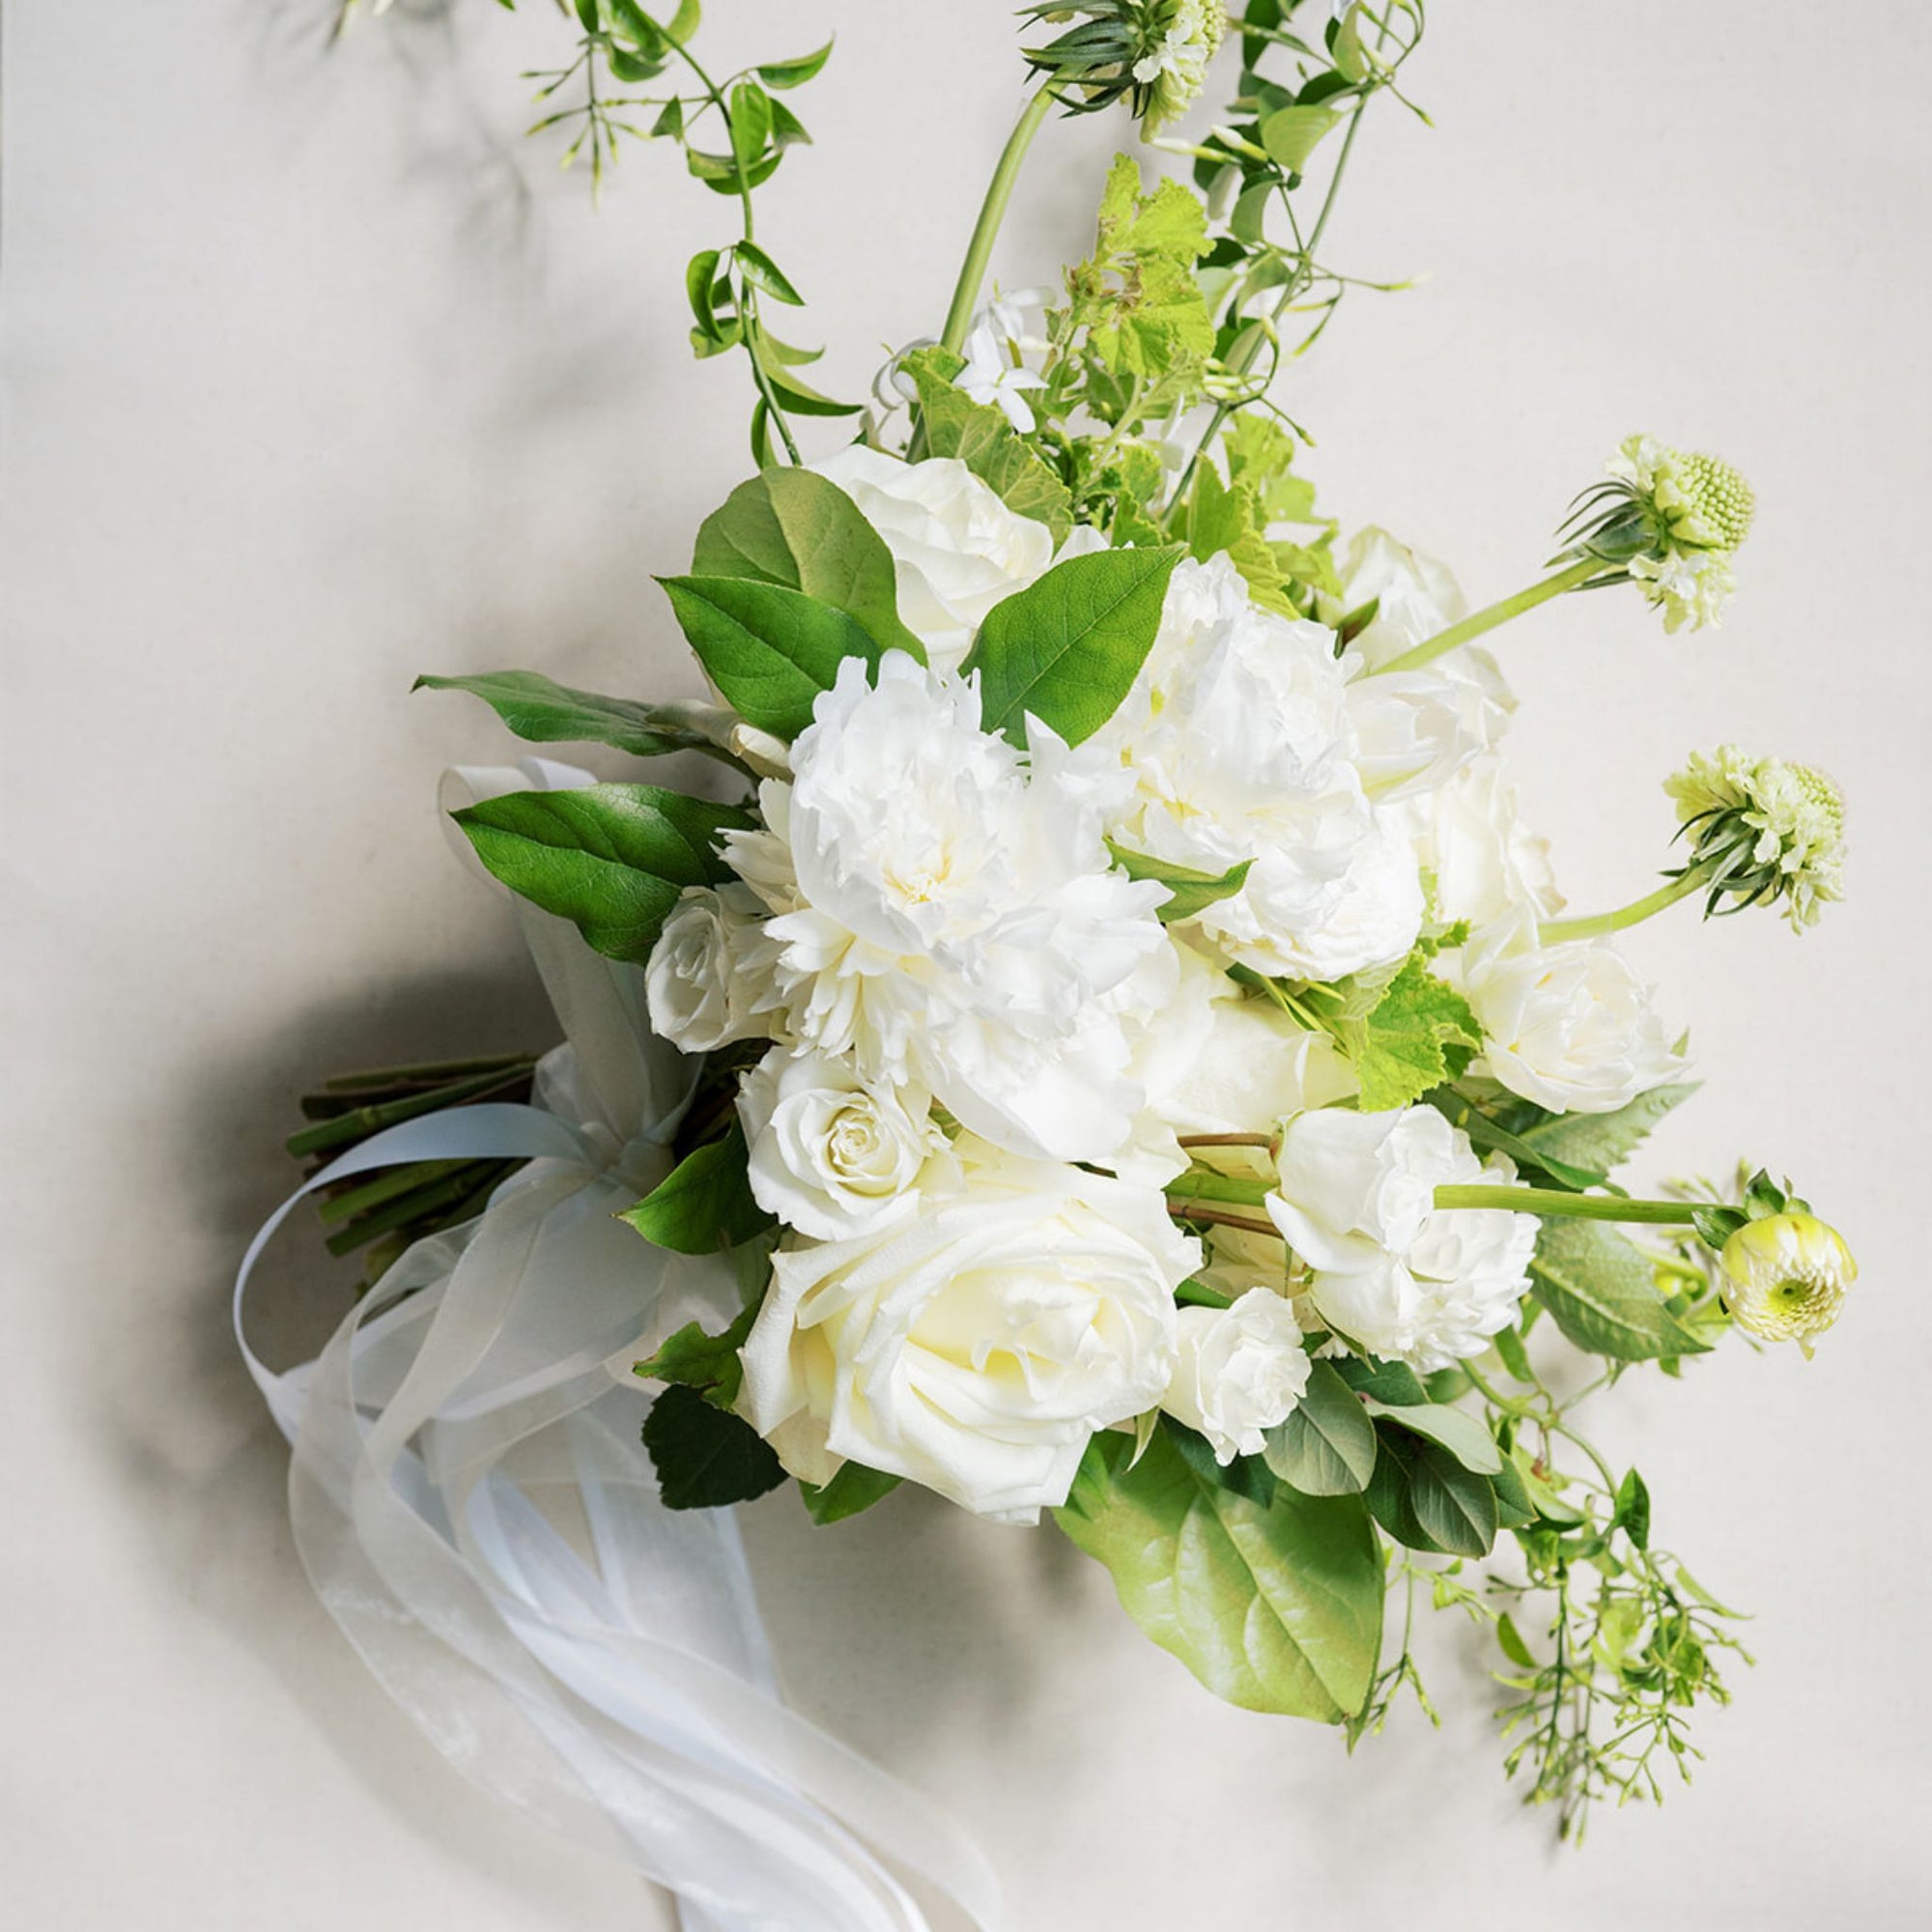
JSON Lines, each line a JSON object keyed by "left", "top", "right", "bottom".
{"left": 282, "top": 0, "right": 1859, "bottom": 1860}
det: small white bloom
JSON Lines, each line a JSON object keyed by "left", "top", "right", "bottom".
{"left": 1460, "top": 909, "right": 1686, "bottom": 1114}
{"left": 736, "top": 1047, "right": 949, "bottom": 1240}
{"left": 1133, "top": 0, "right": 1223, "bottom": 128}
{"left": 1267, "top": 1106, "right": 1537, "bottom": 1373}
{"left": 954, "top": 296, "right": 1050, "bottom": 433}
{"left": 810, "top": 446, "right": 1055, "bottom": 671}
{"left": 644, "top": 883, "right": 776, "bottom": 1053}
{"left": 1160, "top": 1288, "right": 1312, "bottom": 1463}
{"left": 1629, "top": 546, "right": 1736, "bottom": 633}
{"left": 738, "top": 1139, "right": 1194, "bottom": 1521}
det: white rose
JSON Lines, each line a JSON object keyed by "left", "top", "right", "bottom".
{"left": 810, "top": 446, "right": 1056, "bottom": 671}
{"left": 644, "top": 883, "right": 774, "bottom": 1053}
{"left": 736, "top": 1047, "right": 949, "bottom": 1240}
{"left": 1160, "top": 1288, "right": 1312, "bottom": 1463}
{"left": 1461, "top": 909, "right": 1687, "bottom": 1114}
{"left": 739, "top": 1141, "right": 1194, "bottom": 1521}
{"left": 1400, "top": 752, "right": 1562, "bottom": 927}
{"left": 1266, "top": 1105, "right": 1537, "bottom": 1372}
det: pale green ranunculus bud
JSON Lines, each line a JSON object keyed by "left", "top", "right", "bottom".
{"left": 1719, "top": 1211, "right": 1857, "bottom": 1354}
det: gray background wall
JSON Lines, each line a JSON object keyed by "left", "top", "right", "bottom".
{"left": 5, "top": 2, "right": 1927, "bottom": 1924}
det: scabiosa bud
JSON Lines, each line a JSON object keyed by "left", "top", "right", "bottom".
{"left": 1664, "top": 746, "right": 1847, "bottom": 929}
{"left": 1021, "top": 1, "right": 1225, "bottom": 132}
{"left": 1719, "top": 1212, "right": 1857, "bottom": 1354}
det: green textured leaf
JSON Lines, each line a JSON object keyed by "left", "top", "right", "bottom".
{"left": 451, "top": 784, "right": 750, "bottom": 963}
{"left": 659, "top": 576, "right": 883, "bottom": 737}
{"left": 1517, "top": 1082, "right": 1700, "bottom": 1177}
{"left": 798, "top": 1461, "right": 901, "bottom": 1525}
{"left": 1105, "top": 843, "right": 1252, "bottom": 922}
{"left": 1263, "top": 1361, "right": 1377, "bottom": 1496}
{"left": 1055, "top": 1426, "right": 1382, "bottom": 1721}
{"left": 620, "top": 1126, "right": 775, "bottom": 1256}
{"left": 1363, "top": 1399, "right": 1503, "bottom": 1476}
{"left": 965, "top": 546, "right": 1181, "bottom": 748}
{"left": 901, "top": 348, "right": 1073, "bottom": 542}
{"left": 1324, "top": 949, "right": 1483, "bottom": 1113}
{"left": 642, "top": 1384, "right": 785, "bottom": 1510}
{"left": 1611, "top": 1466, "right": 1652, "bottom": 1550}
{"left": 1529, "top": 1218, "right": 1713, "bottom": 1362}
{"left": 635, "top": 1303, "right": 757, "bottom": 1410}
{"left": 691, "top": 469, "right": 925, "bottom": 659}
{"left": 1186, "top": 460, "right": 1293, "bottom": 613}
{"left": 413, "top": 670, "right": 735, "bottom": 762}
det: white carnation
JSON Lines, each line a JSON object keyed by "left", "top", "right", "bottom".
{"left": 1461, "top": 909, "right": 1686, "bottom": 1114}
{"left": 720, "top": 652, "right": 1175, "bottom": 1165}
{"left": 1266, "top": 1105, "right": 1536, "bottom": 1373}
{"left": 739, "top": 1140, "right": 1193, "bottom": 1521}
{"left": 810, "top": 446, "right": 1055, "bottom": 671}
{"left": 1160, "top": 1288, "right": 1312, "bottom": 1464}
{"left": 644, "top": 883, "right": 776, "bottom": 1053}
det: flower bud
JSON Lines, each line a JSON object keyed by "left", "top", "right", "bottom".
{"left": 1719, "top": 1211, "right": 1857, "bottom": 1353}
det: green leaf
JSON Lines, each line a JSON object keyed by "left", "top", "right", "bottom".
{"left": 1517, "top": 1082, "right": 1701, "bottom": 1177}
{"left": 1366, "top": 1423, "right": 1497, "bottom": 1558}
{"left": 635, "top": 1303, "right": 756, "bottom": 1410}
{"left": 1529, "top": 1218, "right": 1713, "bottom": 1363}
{"left": 1056, "top": 1427, "right": 1383, "bottom": 1721}
{"left": 691, "top": 469, "right": 925, "bottom": 660}
{"left": 798, "top": 1460, "right": 901, "bottom": 1525}
{"left": 1164, "top": 1415, "right": 1276, "bottom": 1507}
{"left": 964, "top": 546, "right": 1181, "bottom": 748}
{"left": 619, "top": 1127, "right": 775, "bottom": 1256}
{"left": 1104, "top": 843, "right": 1251, "bottom": 923}
{"left": 659, "top": 576, "right": 884, "bottom": 738}
{"left": 1263, "top": 1361, "right": 1377, "bottom": 1496}
{"left": 727, "top": 80, "right": 773, "bottom": 175}
{"left": 1363, "top": 1399, "right": 1504, "bottom": 1476}
{"left": 1330, "top": 1355, "right": 1429, "bottom": 1406}
{"left": 756, "top": 39, "right": 834, "bottom": 89}
{"left": 413, "top": 669, "right": 735, "bottom": 762}
{"left": 642, "top": 1384, "right": 785, "bottom": 1510}
{"left": 900, "top": 348, "right": 1073, "bottom": 542}
{"left": 1496, "top": 1611, "right": 1537, "bottom": 1669}
{"left": 451, "top": 784, "right": 750, "bottom": 963}
{"left": 1260, "top": 103, "right": 1343, "bottom": 173}
{"left": 1489, "top": 1451, "right": 1536, "bottom": 1529}
{"left": 686, "top": 247, "right": 729, "bottom": 340}
{"left": 1321, "top": 948, "right": 1484, "bottom": 1114}
{"left": 1611, "top": 1466, "right": 1652, "bottom": 1550}
{"left": 734, "top": 242, "right": 803, "bottom": 306}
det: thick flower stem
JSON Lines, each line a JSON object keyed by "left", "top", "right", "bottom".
{"left": 1166, "top": 1202, "right": 1280, "bottom": 1239}
{"left": 1434, "top": 1184, "right": 1697, "bottom": 1227}
{"left": 1165, "top": 1172, "right": 1272, "bottom": 1208}
{"left": 1537, "top": 871, "right": 1702, "bottom": 944}
{"left": 1374, "top": 556, "right": 1604, "bottom": 675}
{"left": 939, "top": 84, "right": 1059, "bottom": 356}
{"left": 1176, "top": 1132, "right": 1274, "bottom": 1150}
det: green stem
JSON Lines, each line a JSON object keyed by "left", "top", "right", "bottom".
{"left": 1164, "top": 1172, "right": 1272, "bottom": 1208}
{"left": 1537, "top": 871, "right": 1701, "bottom": 944}
{"left": 1374, "top": 556, "right": 1603, "bottom": 675}
{"left": 1434, "top": 1184, "right": 1697, "bottom": 1228}
{"left": 939, "top": 84, "right": 1059, "bottom": 356}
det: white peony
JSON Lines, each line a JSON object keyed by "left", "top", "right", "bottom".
{"left": 644, "top": 883, "right": 776, "bottom": 1053}
{"left": 1344, "top": 668, "right": 1486, "bottom": 802}
{"left": 1160, "top": 1288, "right": 1312, "bottom": 1463}
{"left": 1266, "top": 1105, "right": 1537, "bottom": 1373}
{"left": 1398, "top": 752, "right": 1562, "bottom": 928}
{"left": 736, "top": 1046, "right": 950, "bottom": 1240}
{"left": 810, "top": 446, "right": 1055, "bottom": 671}
{"left": 1460, "top": 909, "right": 1686, "bottom": 1114}
{"left": 720, "top": 652, "right": 1176, "bottom": 1165}
{"left": 738, "top": 1140, "right": 1194, "bottom": 1521}
{"left": 1325, "top": 526, "right": 1468, "bottom": 672}
{"left": 1240, "top": 807, "right": 1425, "bottom": 984}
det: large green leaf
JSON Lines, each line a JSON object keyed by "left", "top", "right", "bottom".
{"left": 1361, "top": 1398, "right": 1503, "bottom": 1475}
{"left": 691, "top": 469, "right": 925, "bottom": 660}
{"left": 1529, "top": 1217, "right": 1713, "bottom": 1362}
{"left": 965, "top": 547, "right": 1181, "bottom": 748}
{"left": 1055, "top": 1426, "right": 1382, "bottom": 1721}
{"left": 641, "top": 1384, "right": 786, "bottom": 1511}
{"left": 620, "top": 1126, "right": 774, "bottom": 1256}
{"left": 414, "top": 669, "right": 741, "bottom": 764}
{"left": 1365, "top": 1423, "right": 1497, "bottom": 1558}
{"left": 1263, "top": 1360, "right": 1378, "bottom": 1496}
{"left": 901, "top": 348, "right": 1073, "bottom": 541}
{"left": 1517, "top": 1082, "right": 1700, "bottom": 1177}
{"left": 659, "top": 576, "right": 884, "bottom": 738}
{"left": 451, "top": 783, "right": 750, "bottom": 963}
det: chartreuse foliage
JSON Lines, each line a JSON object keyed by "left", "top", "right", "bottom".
{"left": 900, "top": 348, "right": 1075, "bottom": 542}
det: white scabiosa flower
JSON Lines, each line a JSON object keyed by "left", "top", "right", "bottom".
{"left": 1460, "top": 908, "right": 1686, "bottom": 1114}
{"left": 1160, "top": 1288, "right": 1313, "bottom": 1464}
{"left": 1664, "top": 745, "right": 1847, "bottom": 930}
{"left": 1266, "top": 1106, "right": 1537, "bottom": 1373}
{"left": 721, "top": 652, "right": 1176, "bottom": 1165}
{"left": 1719, "top": 1210, "right": 1856, "bottom": 1353}
{"left": 811, "top": 446, "right": 1056, "bottom": 671}
{"left": 645, "top": 882, "right": 779, "bottom": 1053}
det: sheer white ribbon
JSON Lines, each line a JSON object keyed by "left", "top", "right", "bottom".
{"left": 234, "top": 760, "right": 1000, "bottom": 1932}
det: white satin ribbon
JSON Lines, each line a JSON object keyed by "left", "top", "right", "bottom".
{"left": 235, "top": 761, "right": 1001, "bottom": 1932}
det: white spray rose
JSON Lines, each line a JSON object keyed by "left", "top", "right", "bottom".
{"left": 1399, "top": 752, "right": 1562, "bottom": 928}
{"left": 1461, "top": 910, "right": 1686, "bottom": 1114}
{"left": 810, "top": 446, "right": 1055, "bottom": 672}
{"left": 736, "top": 1047, "right": 949, "bottom": 1240}
{"left": 1160, "top": 1288, "right": 1312, "bottom": 1463}
{"left": 1266, "top": 1105, "right": 1537, "bottom": 1373}
{"left": 720, "top": 652, "right": 1176, "bottom": 1165}
{"left": 738, "top": 1140, "right": 1194, "bottom": 1522}
{"left": 644, "top": 882, "right": 776, "bottom": 1053}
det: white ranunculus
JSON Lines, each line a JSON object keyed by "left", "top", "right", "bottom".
{"left": 810, "top": 446, "right": 1055, "bottom": 671}
{"left": 644, "top": 883, "right": 776, "bottom": 1053}
{"left": 1461, "top": 909, "right": 1687, "bottom": 1114}
{"left": 736, "top": 1046, "right": 949, "bottom": 1240}
{"left": 738, "top": 1140, "right": 1195, "bottom": 1521}
{"left": 1160, "top": 1288, "right": 1312, "bottom": 1463}
{"left": 1267, "top": 1105, "right": 1537, "bottom": 1373}
{"left": 1400, "top": 752, "right": 1562, "bottom": 928}
{"left": 721, "top": 652, "right": 1175, "bottom": 1165}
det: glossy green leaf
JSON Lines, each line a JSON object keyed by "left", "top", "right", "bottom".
{"left": 756, "top": 39, "right": 834, "bottom": 89}
{"left": 798, "top": 1460, "right": 901, "bottom": 1525}
{"left": 451, "top": 783, "right": 750, "bottom": 963}
{"left": 1362, "top": 1398, "right": 1503, "bottom": 1475}
{"left": 1331, "top": 1355, "right": 1429, "bottom": 1406}
{"left": 1611, "top": 1466, "right": 1652, "bottom": 1550}
{"left": 1366, "top": 1424, "right": 1497, "bottom": 1558}
{"left": 735, "top": 242, "right": 803, "bottom": 306}
{"left": 1263, "top": 1361, "right": 1378, "bottom": 1496}
{"left": 1529, "top": 1218, "right": 1713, "bottom": 1362}
{"left": 413, "top": 670, "right": 735, "bottom": 762}
{"left": 727, "top": 80, "right": 773, "bottom": 175}
{"left": 619, "top": 1126, "right": 774, "bottom": 1256}
{"left": 1055, "top": 1426, "right": 1382, "bottom": 1721}
{"left": 1105, "top": 843, "right": 1253, "bottom": 922}
{"left": 642, "top": 1384, "right": 785, "bottom": 1511}
{"left": 965, "top": 546, "right": 1181, "bottom": 748}
{"left": 1260, "top": 103, "right": 1343, "bottom": 173}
